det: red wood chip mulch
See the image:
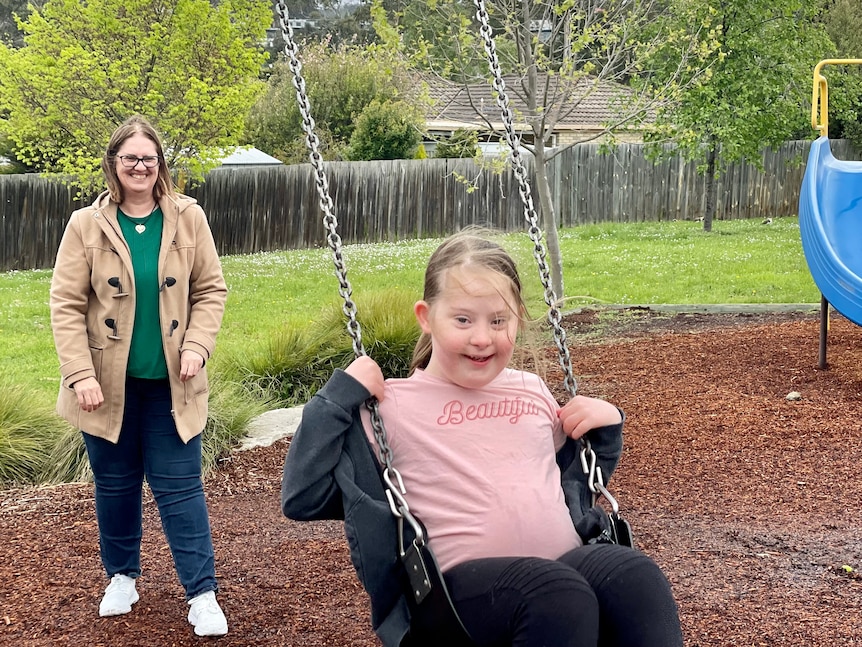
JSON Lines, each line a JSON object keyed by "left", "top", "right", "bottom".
{"left": 2, "top": 309, "right": 860, "bottom": 646}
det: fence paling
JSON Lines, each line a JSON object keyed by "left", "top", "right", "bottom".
{"left": 1, "top": 139, "right": 858, "bottom": 271}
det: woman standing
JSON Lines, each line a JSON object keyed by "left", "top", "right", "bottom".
{"left": 50, "top": 116, "right": 229, "bottom": 636}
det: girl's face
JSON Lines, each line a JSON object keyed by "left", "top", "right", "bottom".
{"left": 114, "top": 133, "right": 159, "bottom": 202}
{"left": 415, "top": 265, "right": 521, "bottom": 389}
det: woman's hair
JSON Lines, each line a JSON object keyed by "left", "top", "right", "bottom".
{"left": 102, "top": 115, "right": 175, "bottom": 203}
{"left": 409, "top": 230, "right": 527, "bottom": 373}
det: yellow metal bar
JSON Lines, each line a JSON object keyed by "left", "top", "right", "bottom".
{"left": 811, "top": 59, "right": 862, "bottom": 138}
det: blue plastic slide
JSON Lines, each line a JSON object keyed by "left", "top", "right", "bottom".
{"left": 798, "top": 136, "right": 862, "bottom": 326}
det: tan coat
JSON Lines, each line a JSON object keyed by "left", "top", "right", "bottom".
{"left": 50, "top": 191, "right": 227, "bottom": 443}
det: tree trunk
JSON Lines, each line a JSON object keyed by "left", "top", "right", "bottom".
{"left": 532, "top": 137, "right": 564, "bottom": 299}
{"left": 703, "top": 137, "right": 718, "bottom": 232}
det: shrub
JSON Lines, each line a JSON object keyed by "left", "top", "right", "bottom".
{"left": 246, "top": 42, "right": 418, "bottom": 164}
{"left": 0, "top": 382, "right": 72, "bottom": 485}
{"left": 227, "top": 289, "right": 420, "bottom": 407}
{"left": 434, "top": 129, "right": 479, "bottom": 159}
{"left": 344, "top": 100, "right": 423, "bottom": 161}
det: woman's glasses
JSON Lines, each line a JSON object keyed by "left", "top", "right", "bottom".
{"left": 118, "top": 155, "right": 161, "bottom": 168}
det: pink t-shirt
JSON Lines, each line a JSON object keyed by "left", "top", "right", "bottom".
{"left": 360, "top": 367, "right": 582, "bottom": 572}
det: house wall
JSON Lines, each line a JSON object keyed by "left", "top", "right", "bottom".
{"left": 424, "top": 127, "right": 644, "bottom": 155}
{"left": 553, "top": 130, "right": 644, "bottom": 147}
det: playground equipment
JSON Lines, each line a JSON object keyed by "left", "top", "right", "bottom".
{"left": 274, "top": 0, "right": 631, "bottom": 641}
{"left": 799, "top": 59, "right": 862, "bottom": 369}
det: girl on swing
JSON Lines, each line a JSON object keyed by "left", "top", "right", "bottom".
{"left": 282, "top": 230, "right": 683, "bottom": 647}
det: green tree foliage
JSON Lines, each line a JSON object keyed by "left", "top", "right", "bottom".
{"left": 373, "top": 0, "right": 492, "bottom": 78}
{"left": 434, "top": 128, "right": 478, "bottom": 158}
{"left": 344, "top": 98, "right": 422, "bottom": 160}
{"left": 269, "top": 0, "right": 371, "bottom": 48}
{"left": 0, "top": 132, "right": 31, "bottom": 173}
{"left": 642, "top": 0, "right": 833, "bottom": 231}
{"left": 818, "top": 0, "right": 862, "bottom": 148}
{"left": 816, "top": 67, "right": 862, "bottom": 148}
{"left": 0, "top": 0, "right": 271, "bottom": 192}
{"left": 245, "top": 39, "right": 422, "bottom": 162}
{"left": 376, "top": 0, "right": 713, "bottom": 296}
{"left": 822, "top": 0, "right": 862, "bottom": 57}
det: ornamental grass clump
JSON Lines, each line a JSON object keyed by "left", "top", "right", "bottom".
{"left": 226, "top": 289, "right": 420, "bottom": 408}
{"left": 201, "top": 373, "right": 272, "bottom": 475}
{"left": 39, "top": 425, "right": 91, "bottom": 484}
{"left": 0, "top": 381, "right": 72, "bottom": 485}
{"left": 39, "top": 372, "right": 272, "bottom": 484}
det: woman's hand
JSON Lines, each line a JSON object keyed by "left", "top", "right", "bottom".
{"left": 179, "top": 349, "right": 205, "bottom": 382}
{"left": 344, "top": 355, "right": 385, "bottom": 401}
{"left": 558, "top": 395, "right": 622, "bottom": 439}
{"left": 73, "top": 377, "right": 104, "bottom": 412}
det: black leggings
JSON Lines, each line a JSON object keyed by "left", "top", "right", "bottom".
{"left": 442, "top": 544, "right": 683, "bottom": 647}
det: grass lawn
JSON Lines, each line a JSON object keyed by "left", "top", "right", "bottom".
{"left": 0, "top": 216, "right": 819, "bottom": 401}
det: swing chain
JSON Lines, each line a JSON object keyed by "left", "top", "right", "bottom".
{"left": 472, "top": 0, "right": 576, "bottom": 399}
{"left": 472, "top": 0, "right": 617, "bottom": 503}
{"left": 277, "top": 0, "right": 617, "bottom": 529}
{"left": 276, "top": 0, "right": 363, "bottom": 360}
{"left": 275, "top": 0, "right": 422, "bottom": 546}
{"left": 579, "top": 441, "right": 616, "bottom": 509}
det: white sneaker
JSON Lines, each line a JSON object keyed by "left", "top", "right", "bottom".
{"left": 187, "top": 590, "right": 228, "bottom": 637}
{"left": 99, "top": 574, "right": 139, "bottom": 617}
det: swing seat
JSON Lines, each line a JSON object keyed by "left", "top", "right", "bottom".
{"left": 400, "top": 541, "right": 475, "bottom": 647}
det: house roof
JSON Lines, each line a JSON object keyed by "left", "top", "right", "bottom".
{"left": 219, "top": 147, "right": 284, "bottom": 166}
{"left": 423, "top": 73, "right": 635, "bottom": 133}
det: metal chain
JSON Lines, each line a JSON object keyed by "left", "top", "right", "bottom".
{"left": 472, "top": 0, "right": 616, "bottom": 503}
{"left": 275, "top": 1, "right": 423, "bottom": 546}
{"left": 471, "top": 0, "right": 577, "bottom": 398}
{"left": 276, "top": 0, "right": 617, "bottom": 512}
{"left": 274, "top": 2, "right": 363, "bottom": 359}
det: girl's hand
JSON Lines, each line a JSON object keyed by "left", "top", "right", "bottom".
{"left": 344, "top": 355, "right": 385, "bottom": 401}
{"left": 73, "top": 376, "right": 104, "bottom": 412}
{"left": 558, "top": 395, "right": 622, "bottom": 439}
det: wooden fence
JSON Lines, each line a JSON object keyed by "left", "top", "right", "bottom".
{"left": 197, "top": 157, "right": 528, "bottom": 258}
{"left": 550, "top": 140, "right": 832, "bottom": 225}
{"left": 0, "top": 178, "right": 90, "bottom": 271}
{"left": 1, "top": 139, "right": 858, "bottom": 271}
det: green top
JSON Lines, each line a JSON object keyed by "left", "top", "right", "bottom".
{"left": 118, "top": 206, "right": 168, "bottom": 379}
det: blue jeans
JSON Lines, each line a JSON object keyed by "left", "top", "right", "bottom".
{"left": 82, "top": 376, "right": 218, "bottom": 600}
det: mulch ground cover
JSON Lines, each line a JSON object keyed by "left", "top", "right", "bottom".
{"left": 1, "top": 308, "right": 860, "bottom": 646}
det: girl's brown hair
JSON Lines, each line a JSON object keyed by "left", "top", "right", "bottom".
{"left": 101, "top": 115, "right": 175, "bottom": 204}
{"left": 409, "top": 230, "right": 527, "bottom": 374}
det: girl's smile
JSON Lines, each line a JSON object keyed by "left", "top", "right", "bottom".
{"left": 415, "top": 265, "right": 521, "bottom": 390}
